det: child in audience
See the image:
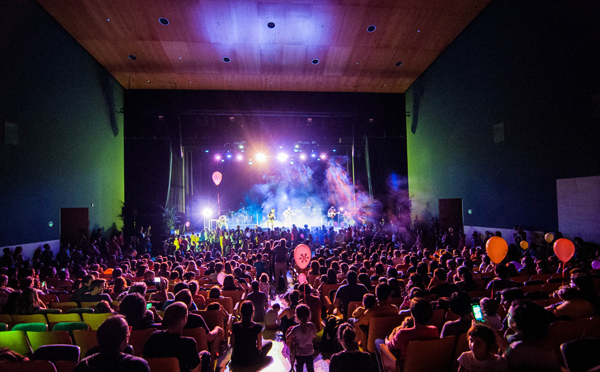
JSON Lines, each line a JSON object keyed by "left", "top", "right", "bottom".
{"left": 259, "top": 273, "right": 271, "bottom": 299}
{"left": 264, "top": 303, "right": 281, "bottom": 330}
{"left": 480, "top": 298, "right": 502, "bottom": 330}
{"left": 286, "top": 304, "right": 317, "bottom": 372}
{"left": 458, "top": 324, "right": 508, "bottom": 372}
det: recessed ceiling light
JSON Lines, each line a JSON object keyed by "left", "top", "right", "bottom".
{"left": 395, "top": 61, "right": 402, "bottom": 67}
{"left": 222, "top": 57, "right": 231, "bottom": 63}
{"left": 267, "top": 22, "right": 275, "bottom": 29}
{"left": 311, "top": 59, "right": 319, "bottom": 65}
{"left": 106, "top": 19, "right": 110, "bottom": 22}
{"left": 367, "top": 25, "right": 376, "bottom": 32}
{"left": 159, "top": 17, "right": 169, "bottom": 26}
{"left": 217, "top": 22, "right": 220, "bottom": 25}
{"left": 178, "top": 57, "right": 182, "bottom": 60}
{"left": 128, "top": 55, "right": 137, "bottom": 60}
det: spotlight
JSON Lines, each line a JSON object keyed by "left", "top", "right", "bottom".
{"left": 256, "top": 153, "right": 266, "bottom": 162}
{"left": 215, "top": 154, "right": 222, "bottom": 161}
{"left": 226, "top": 154, "right": 232, "bottom": 159}
{"left": 295, "top": 144, "right": 299, "bottom": 148}
{"left": 236, "top": 154, "right": 243, "bottom": 161}
{"left": 277, "top": 153, "right": 288, "bottom": 162}
{"left": 320, "top": 153, "right": 327, "bottom": 159}
{"left": 311, "top": 153, "right": 316, "bottom": 158}
{"left": 333, "top": 149, "right": 337, "bottom": 152}
{"left": 340, "top": 207, "right": 344, "bottom": 211}
{"left": 300, "top": 154, "right": 307, "bottom": 160}
{"left": 290, "top": 161, "right": 294, "bottom": 164}
{"left": 239, "top": 145, "right": 244, "bottom": 149}
{"left": 205, "top": 150, "right": 209, "bottom": 153}
{"left": 202, "top": 208, "right": 212, "bottom": 217}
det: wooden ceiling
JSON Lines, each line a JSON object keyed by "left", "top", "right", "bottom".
{"left": 37, "top": 0, "right": 490, "bottom": 93}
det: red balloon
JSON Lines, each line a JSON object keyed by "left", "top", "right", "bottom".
{"left": 212, "top": 171, "right": 223, "bottom": 186}
{"left": 553, "top": 238, "right": 575, "bottom": 263}
{"left": 293, "top": 244, "right": 311, "bottom": 270}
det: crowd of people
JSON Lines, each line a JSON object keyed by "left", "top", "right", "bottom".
{"left": 0, "top": 220, "right": 599, "bottom": 372}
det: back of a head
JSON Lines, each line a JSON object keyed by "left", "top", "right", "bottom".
{"left": 240, "top": 300, "right": 254, "bottom": 323}
{"left": 434, "top": 268, "right": 447, "bottom": 281}
{"left": 337, "top": 323, "right": 357, "bottom": 350}
{"left": 375, "top": 283, "right": 391, "bottom": 302}
{"left": 510, "top": 300, "right": 552, "bottom": 340}
{"left": 162, "top": 301, "right": 188, "bottom": 329}
{"left": 209, "top": 286, "right": 221, "bottom": 298}
{"left": 410, "top": 298, "right": 433, "bottom": 325}
{"left": 347, "top": 271, "right": 358, "bottom": 285}
{"left": 251, "top": 280, "right": 259, "bottom": 292}
{"left": 495, "top": 264, "right": 509, "bottom": 279}
{"left": 295, "top": 304, "right": 311, "bottom": 322}
{"left": 449, "top": 292, "right": 472, "bottom": 316}
{"left": 174, "top": 289, "right": 192, "bottom": 308}
{"left": 119, "top": 293, "right": 146, "bottom": 320}
{"left": 97, "top": 315, "right": 128, "bottom": 353}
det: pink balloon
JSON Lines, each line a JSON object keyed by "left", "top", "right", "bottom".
{"left": 294, "top": 244, "right": 311, "bottom": 270}
{"left": 553, "top": 238, "right": 575, "bottom": 263}
{"left": 592, "top": 260, "right": 600, "bottom": 270}
{"left": 217, "top": 272, "right": 227, "bottom": 285}
{"left": 212, "top": 171, "right": 223, "bottom": 186}
{"left": 298, "top": 273, "right": 307, "bottom": 284}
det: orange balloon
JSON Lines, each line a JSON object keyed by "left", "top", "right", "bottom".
{"left": 212, "top": 171, "right": 223, "bottom": 186}
{"left": 553, "top": 238, "right": 575, "bottom": 262}
{"left": 104, "top": 268, "right": 114, "bottom": 275}
{"left": 520, "top": 241, "right": 529, "bottom": 250}
{"left": 486, "top": 236, "right": 508, "bottom": 264}
{"left": 294, "top": 244, "right": 312, "bottom": 270}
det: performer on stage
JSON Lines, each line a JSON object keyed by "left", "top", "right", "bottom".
{"left": 218, "top": 215, "right": 228, "bottom": 230}
{"left": 267, "top": 208, "right": 276, "bottom": 229}
{"left": 303, "top": 198, "right": 312, "bottom": 210}
{"left": 283, "top": 206, "right": 295, "bottom": 227}
{"left": 327, "top": 206, "right": 337, "bottom": 227}
{"left": 343, "top": 210, "right": 352, "bottom": 226}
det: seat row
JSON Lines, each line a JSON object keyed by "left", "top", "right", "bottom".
{"left": 0, "top": 356, "right": 182, "bottom": 372}
{"left": 0, "top": 313, "right": 113, "bottom": 330}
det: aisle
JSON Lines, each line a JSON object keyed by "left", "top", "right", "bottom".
{"left": 219, "top": 270, "right": 331, "bottom": 372}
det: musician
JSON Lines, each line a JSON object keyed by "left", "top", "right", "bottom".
{"left": 283, "top": 206, "right": 294, "bottom": 227}
{"left": 218, "top": 215, "right": 228, "bottom": 230}
{"left": 267, "top": 209, "right": 276, "bottom": 229}
{"left": 343, "top": 210, "right": 352, "bottom": 226}
{"left": 327, "top": 206, "right": 337, "bottom": 227}
{"left": 304, "top": 198, "right": 312, "bottom": 210}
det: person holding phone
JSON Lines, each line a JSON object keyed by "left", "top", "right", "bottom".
{"left": 440, "top": 292, "right": 473, "bottom": 338}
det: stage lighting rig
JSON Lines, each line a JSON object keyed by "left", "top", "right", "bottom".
{"left": 256, "top": 153, "right": 266, "bottom": 162}
{"left": 277, "top": 153, "right": 288, "bottom": 162}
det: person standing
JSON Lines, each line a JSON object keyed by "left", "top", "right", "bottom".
{"left": 271, "top": 239, "right": 289, "bottom": 291}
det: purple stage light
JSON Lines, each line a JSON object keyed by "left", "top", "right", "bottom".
{"left": 215, "top": 154, "right": 222, "bottom": 160}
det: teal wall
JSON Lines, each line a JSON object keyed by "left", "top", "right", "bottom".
{"left": 0, "top": 1, "right": 125, "bottom": 246}
{"left": 406, "top": 0, "right": 600, "bottom": 232}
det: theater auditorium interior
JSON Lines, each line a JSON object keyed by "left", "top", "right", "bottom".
{"left": 1, "top": 1, "right": 600, "bottom": 372}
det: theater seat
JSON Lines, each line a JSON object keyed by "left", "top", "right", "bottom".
{"left": 146, "top": 357, "right": 180, "bottom": 372}
{"left": 0, "top": 330, "right": 33, "bottom": 356}
{"left": 26, "top": 330, "right": 72, "bottom": 351}
{"left": 13, "top": 323, "right": 48, "bottom": 332}
{"left": 32, "top": 344, "right": 81, "bottom": 363}
{"left": 0, "top": 360, "right": 57, "bottom": 372}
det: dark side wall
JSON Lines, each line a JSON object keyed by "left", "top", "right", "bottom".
{"left": 0, "top": 1, "right": 125, "bottom": 247}
{"left": 406, "top": 0, "right": 600, "bottom": 232}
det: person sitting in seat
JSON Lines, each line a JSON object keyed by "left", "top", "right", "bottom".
{"left": 376, "top": 298, "right": 438, "bottom": 365}
{"left": 329, "top": 323, "right": 374, "bottom": 372}
{"left": 143, "top": 302, "right": 211, "bottom": 372}
{"left": 74, "top": 315, "right": 149, "bottom": 372}
{"left": 81, "top": 279, "right": 112, "bottom": 303}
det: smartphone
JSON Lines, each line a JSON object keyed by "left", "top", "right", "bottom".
{"left": 154, "top": 278, "right": 161, "bottom": 283}
{"left": 41, "top": 281, "right": 46, "bottom": 288}
{"left": 472, "top": 304, "right": 484, "bottom": 322}
{"left": 146, "top": 303, "right": 153, "bottom": 310}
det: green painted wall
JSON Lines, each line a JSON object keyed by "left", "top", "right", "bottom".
{"left": 0, "top": 1, "right": 125, "bottom": 246}
{"left": 406, "top": 0, "right": 600, "bottom": 232}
